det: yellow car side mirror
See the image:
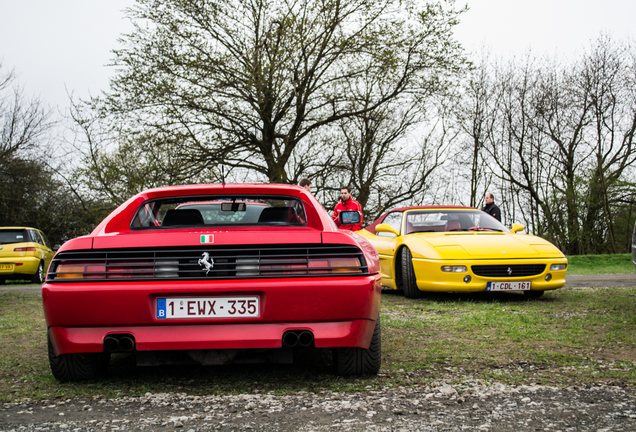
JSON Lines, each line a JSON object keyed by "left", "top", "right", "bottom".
{"left": 375, "top": 223, "right": 400, "bottom": 237}
{"left": 511, "top": 223, "right": 525, "bottom": 233}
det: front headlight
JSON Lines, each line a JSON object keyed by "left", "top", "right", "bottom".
{"left": 550, "top": 263, "right": 567, "bottom": 271}
{"left": 441, "top": 265, "right": 467, "bottom": 273}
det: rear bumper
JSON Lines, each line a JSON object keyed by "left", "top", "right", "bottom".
{"left": 0, "top": 256, "right": 39, "bottom": 277}
{"left": 48, "top": 319, "right": 375, "bottom": 355}
{"left": 44, "top": 275, "right": 382, "bottom": 355}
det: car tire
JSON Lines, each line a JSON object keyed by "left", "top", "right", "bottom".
{"left": 47, "top": 333, "right": 110, "bottom": 381}
{"left": 0, "top": 278, "right": 5, "bottom": 285}
{"left": 401, "top": 248, "right": 422, "bottom": 298}
{"left": 333, "top": 314, "right": 381, "bottom": 376}
{"left": 31, "top": 261, "right": 44, "bottom": 284}
{"left": 523, "top": 290, "right": 544, "bottom": 298}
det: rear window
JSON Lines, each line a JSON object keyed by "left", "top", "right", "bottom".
{"left": 131, "top": 195, "right": 307, "bottom": 229}
{"left": 0, "top": 229, "right": 29, "bottom": 245}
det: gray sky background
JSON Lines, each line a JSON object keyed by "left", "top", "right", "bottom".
{"left": 1, "top": 0, "right": 634, "bottom": 110}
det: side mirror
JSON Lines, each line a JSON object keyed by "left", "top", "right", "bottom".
{"left": 375, "top": 223, "right": 400, "bottom": 237}
{"left": 511, "top": 223, "right": 525, "bottom": 233}
{"left": 339, "top": 210, "right": 361, "bottom": 225}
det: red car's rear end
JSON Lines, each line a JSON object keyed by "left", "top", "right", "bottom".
{"left": 43, "top": 184, "right": 381, "bottom": 380}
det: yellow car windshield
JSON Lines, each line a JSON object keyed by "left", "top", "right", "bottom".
{"left": 405, "top": 210, "right": 509, "bottom": 234}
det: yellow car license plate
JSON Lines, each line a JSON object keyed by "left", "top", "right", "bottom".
{"left": 487, "top": 281, "right": 531, "bottom": 291}
{"left": 0, "top": 264, "right": 13, "bottom": 271}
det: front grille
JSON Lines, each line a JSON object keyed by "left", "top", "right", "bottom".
{"left": 47, "top": 244, "right": 368, "bottom": 282}
{"left": 471, "top": 264, "right": 546, "bottom": 278}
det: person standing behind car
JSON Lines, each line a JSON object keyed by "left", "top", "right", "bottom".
{"left": 482, "top": 192, "right": 501, "bottom": 222}
{"left": 299, "top": 178, "right": 312, "bottom": 192}
{"left": 332, "top": 186, "right": 363, "bottom": 230}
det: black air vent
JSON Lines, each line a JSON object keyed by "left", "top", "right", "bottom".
{"left": 471, "top": 264, "right": 546, "bottom": 278}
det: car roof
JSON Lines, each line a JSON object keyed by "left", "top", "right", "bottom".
{"left": 0, "top": 226, "right": 39, "bottom": 230}
{"left": 390, "top": 205, "right": 478, "bottom": 212}
{"left": 141, "top": 183, "right": 308, "bottom": 197}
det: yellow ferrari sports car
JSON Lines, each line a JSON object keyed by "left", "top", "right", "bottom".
{"left": 357, "top": 206, "right": 567, "bottom": 298}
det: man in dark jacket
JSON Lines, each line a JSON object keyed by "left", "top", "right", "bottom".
{"left": 482, "top": 192, "right": 501, "bottom": 222}
{"left": 332, "top": 186, "right": 363, "bottom": 230}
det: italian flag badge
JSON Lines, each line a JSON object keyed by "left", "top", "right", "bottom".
{"left": 200, "top": 234, "right": 214, "bottom": 244}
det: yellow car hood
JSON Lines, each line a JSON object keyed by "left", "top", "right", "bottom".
{"left": 411, "top": 232, "right": 564, "bottom": 260}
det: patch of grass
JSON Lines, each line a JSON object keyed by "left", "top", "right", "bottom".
{"left": 381, "top": 289, "right": 636, "bottom": 384}
{"left": 566, "top": 253, "right": 634, "bottom": 275}
{"left": 2, "top": 287, "right": 636, "bottom": 402}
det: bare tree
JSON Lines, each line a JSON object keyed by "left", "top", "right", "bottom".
{"left": 67, "top": 99, "right": 223, "bottom": 205}
{"left": 456, "top": 37, "right": 636, "bottom": 254}
{"left": 324, "top": 95, "right": 454, "bottom": 220}
{"left": 454, "top": 53, "right": 499, "bottom": 208}
{"left": 0, "top": 64, "right": 51, "bottom": 163}
{"left": 579, "top": 36, "right": 636, "bottom": 252}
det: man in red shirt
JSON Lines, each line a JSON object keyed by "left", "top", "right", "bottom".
{"left": 332, "top": 186, "right": 363, "bottom": 231}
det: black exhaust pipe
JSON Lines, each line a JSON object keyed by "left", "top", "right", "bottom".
{"left": 298, "top": 331, "right": 314, "bottom": 347}
{"left": 119, "top": 335, "right": 136, "bottom": 352}
{"left": 103, "top": 334, "right": 136, "bottom": 353}
{"left": 282, "top": 331, "right": 299, "bottom": 347}
{"left": 103, "top": 336, "right": 120, "bottom": 353}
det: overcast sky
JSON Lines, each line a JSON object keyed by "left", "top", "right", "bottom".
{"left": 1, "top": 0, "right": 634, "bottom": 110}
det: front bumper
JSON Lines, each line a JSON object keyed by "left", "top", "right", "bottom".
{"left": 43, "top": 275, "right": 382, "bottom": 355}
{"left": 412, "top": 258, "right": 567, "bottom": 293}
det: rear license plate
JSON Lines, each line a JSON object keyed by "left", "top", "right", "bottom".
{"left": 156, "top": 296, "right": 260, "bottom": 319}
{"left": 0, "top": 264, "right": 13, "bottom": 271}
{"left": 487, "top": 281, "right": 531, "bottom": 291}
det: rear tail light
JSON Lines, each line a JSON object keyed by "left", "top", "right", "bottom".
{"left": 259, "top": 256, "right": 361, "bottom": 276}
{"left": 106, "top": 260, "right": 153, "bottom": 278}
{"left": 53, "top": 260, "right": 153, "bottom": 280}
{"left": 14, "top": 247, "right": 36, "bottom": 252}
{"left": 55, "top": 262, "right": 106, "bottom": 279}
{"left": 325, "top": 257, "right": 362, "bottom": 273}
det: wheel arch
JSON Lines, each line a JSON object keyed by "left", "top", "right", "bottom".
{"left": 394, "top": 245, "right": 406, "bottom": 289}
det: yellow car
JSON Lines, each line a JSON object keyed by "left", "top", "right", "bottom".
{"left": 357, "top": 206, "right": 567, "bottom": 298}
{"left": 0, "top": 227, "right": 55, "bottom": 284}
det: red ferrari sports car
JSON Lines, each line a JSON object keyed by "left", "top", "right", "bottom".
{"left": 43, "top": 184, "right": 381, "bottom": 380}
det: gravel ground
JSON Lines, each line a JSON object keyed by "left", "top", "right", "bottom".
{"left": 2, "top": 381, "right": 635, "bottom": 431}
